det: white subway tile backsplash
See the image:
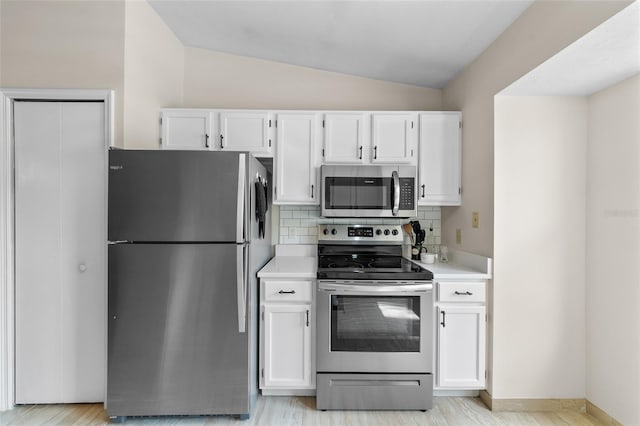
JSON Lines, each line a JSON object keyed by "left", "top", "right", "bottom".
{"left": 282, "top": 218, "right": 300, "bottom": 227}
{"left": 276, "top": 205, "right": 442, "bottom": 248}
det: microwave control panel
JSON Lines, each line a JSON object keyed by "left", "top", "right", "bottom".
{"left": 399, "top": 178, "right": 415, "bottom": 209}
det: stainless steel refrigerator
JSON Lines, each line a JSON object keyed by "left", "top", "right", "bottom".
{"left": 106, "top": 150, "right": 271, "bottom": 420}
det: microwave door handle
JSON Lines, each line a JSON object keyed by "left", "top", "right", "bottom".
{"left": 391, "top": 170, "right": 400, "bottom": 216}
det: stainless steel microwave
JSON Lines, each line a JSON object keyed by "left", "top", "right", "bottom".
{"left": 321, "top": 165, "right": 417, "bottom": 218}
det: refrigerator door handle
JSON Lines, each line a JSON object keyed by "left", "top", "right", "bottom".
{"left": 236, "top": 244, "right": 247, "bottom": 333}
{"left": 236, "top": 154, "right": 246, "bottom": 244}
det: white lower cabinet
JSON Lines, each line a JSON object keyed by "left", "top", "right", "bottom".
{"left": 260, "top": 279, "right": 315, "bottom": 395}
{"left": 435, "top": 281, "right": 487, "bottom": 389}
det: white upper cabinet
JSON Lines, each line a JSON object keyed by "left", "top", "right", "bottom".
{"left": 371, "top": 113, "right": 415, "bottom": 163}
{"left": 274, "top": 113, "right": 319, "bottom": 204}
{"left": 418, "top": 112, "right": 462, "bottom": 206}
{"left": 218, "top": 111, "right": 273, "bottom": 155}
{"left": 322, "top": 113, "right": 364, "bottom": 164}
{"left": 160, "top": 109, "right": 212, "bottom": 150}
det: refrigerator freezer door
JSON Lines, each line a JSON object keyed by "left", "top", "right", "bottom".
{"left": 108, "top": 150, "right": 245, "bottom": 243}
{"left": 107, "top": 243, "right": 251, "bottom": 417}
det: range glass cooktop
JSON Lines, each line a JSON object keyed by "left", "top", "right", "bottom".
{"left": 317, "top": 245, "right": 433, "bottom": 281}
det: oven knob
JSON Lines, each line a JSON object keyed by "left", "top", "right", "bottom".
{"left": 384, "top": 229, "right": 390, "bottom": 235}
{"left": 323, "top": 228, "right": 329, "bottom": 235}
{"left": 392, "top": 229, "right": 399, "bottom": 236}
{"left": 331, "top": 228, "right": 337, "bottom": 235}
{"left": 375, "top": 229, "right": 382, "bottom": 235}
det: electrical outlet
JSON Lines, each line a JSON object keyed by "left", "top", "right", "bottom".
{"left": 472, "top": 212, "right": 479, "bottom": 228}
{"left": 456, "top": 228, "right": 462, "bottom": 244}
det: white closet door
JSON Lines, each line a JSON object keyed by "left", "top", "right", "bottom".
{"left": 15, "top": 101, "right": 106, "bottom": 403}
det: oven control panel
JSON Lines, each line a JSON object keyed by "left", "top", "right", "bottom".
{"left": 318, "top": 224, "right": 404, "bottom": 243}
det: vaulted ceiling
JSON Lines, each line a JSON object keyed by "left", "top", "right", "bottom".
{"left": 148, "top": 0, "right": 534, "bottom": 89}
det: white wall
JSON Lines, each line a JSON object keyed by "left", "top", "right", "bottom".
{"left": 123, "top": 0, "right": 184, "bottom": 149}
{"left": 0, "top": 0, "right": 126, "bottom": 146}
{"left": 443, "top": 0, "right": 630, "bottom": 258}
{"left": 586, "top": 74, "right": 640, "bottom": 426}
{"left": 444, "top": 0, "right": 631, "bottom": 402}
{"left": 494, "top": 96, "right": 588, "bottom": 399}
{"left": 183, "top": 48, "right": 442, "bottom": 111}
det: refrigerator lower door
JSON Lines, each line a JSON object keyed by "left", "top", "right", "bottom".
{"left": 107, "top": 243, "right": 252, "bottom": 417}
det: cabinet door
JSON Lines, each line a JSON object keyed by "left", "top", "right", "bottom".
{"left": 262, "top": 304, "right": 313, "bottom": 388}
{"left": 323, "top": 113, "right": 364, "bottom": 163}
{"left": 371, "top": 113, "right": 414, "bottom": 163}
{"left": 161, "top": 110, "right": 212, "bottom": 150}
{"left": 418, "top": 113, "right": 461, "bottom": 205}
{"left": 437, "top": 305, "right": 486, "bottom": 388}
{"left": 219, "top": 111, "right": 273, "bottom": 155}
{"left": 275, "top": 114, "right": 318, "bottom": 204}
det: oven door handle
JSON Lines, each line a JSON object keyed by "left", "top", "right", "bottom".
{"left": 391, "top": 170, "right": 400, "bottom": 216}
{"left": 318, "top": 282, "right": 432, "bottom": 293}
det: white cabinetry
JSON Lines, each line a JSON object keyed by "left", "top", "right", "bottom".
{"left": 161, "top": 109, "right": 213, "bottom": 150}
{"left": 160, "top": 109, "right": 273, "bottom": 156}
{"left": 436, "top": 280, "right": 486, "bottom": 389}
{"left": 218, "top": 111, "right": 273, "bottom": 155}
{"left": 322, "top": 113, "right": 365, "bottom": 164}
{"left": 418, "top": 112, "right": 461, "bottom": 206}
{"left": 371, "top": 113, "right": 416, "bottom": 163}
{"left": 260, "top": 279, "right": 315, "bottom": 395}
{"left": 274, "top": 113, "right": 319, "bottom": 204}
{"left": 159, "top": 108, "right": 462, "bottom": 206}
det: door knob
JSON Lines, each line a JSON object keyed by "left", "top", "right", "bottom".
{"left": 79, "top": 264, "right": 87, "bottom": 272}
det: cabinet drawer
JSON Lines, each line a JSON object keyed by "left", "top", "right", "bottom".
{"left": 263, "top": 280, "right": 313, "bottom": 303}
{"left": 437, "top": 281, "right": 485, "bottom": 303}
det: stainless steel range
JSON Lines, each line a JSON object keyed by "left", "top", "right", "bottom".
{"left": 316, "top": 224, "right": 434, "bottom": 411}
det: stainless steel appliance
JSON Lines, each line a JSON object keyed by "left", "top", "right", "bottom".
{"left": 316, "top": 224, "right": 433, "bottom": 411}
{"left": 321, "top": 165, "right": 417, "bottom": 218}
{"left": 107, "top": 150, "right": 271, "bottom": 420}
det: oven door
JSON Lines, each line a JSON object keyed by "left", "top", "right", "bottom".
{"left": 321, "top": 165, "right": 417, "bottom": 218}
{"left": 317, "top": 281, "right": 433, "bottom": 374}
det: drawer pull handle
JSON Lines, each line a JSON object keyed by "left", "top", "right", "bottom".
{"left": 306, "top": 309, "right": 310, "bottom": 327}
{"left": 440, "top": 311, "right": 446, "bottom": 328}
{"left": 454, "top": 291, "right": 473, "bottom": 296}
{"left": 278, "top": 290, "right": 296, "bottom": 294}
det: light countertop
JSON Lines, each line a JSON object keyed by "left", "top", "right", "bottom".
{"left": 411, "top": 248, "right": 492, "bottom": 280}
{"left": 257, "top": 256, "right": 317, "bottom": 279}
{"left": 410, "top": 259, "right": 491, "bottom": 280}
{"left": 257, "top": 246, "right": 491, "bottom": 281}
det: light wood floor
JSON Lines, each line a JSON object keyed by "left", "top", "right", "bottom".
{"left": 0, "top": 396, "right": 605, "bottom": 425}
